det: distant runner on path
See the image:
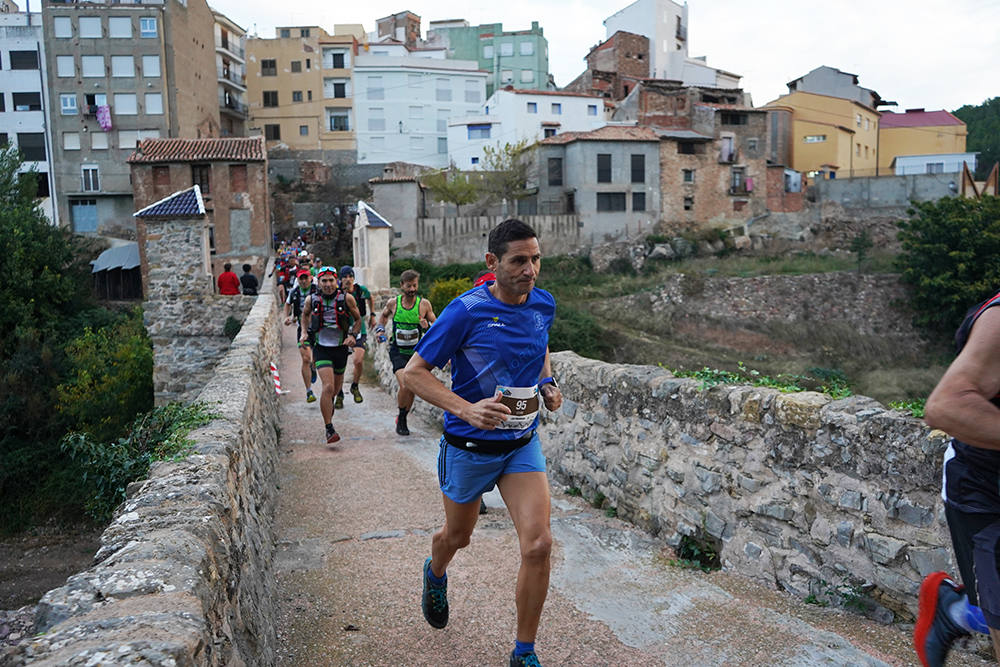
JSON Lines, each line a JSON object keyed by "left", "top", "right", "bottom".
{"left": 402, "top": 219, "right": 562, "bottom": 667}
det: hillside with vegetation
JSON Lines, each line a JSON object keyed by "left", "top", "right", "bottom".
{"left": 953, "top": 96, "right": 1000, "bottom": 179}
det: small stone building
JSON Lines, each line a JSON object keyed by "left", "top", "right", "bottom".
{"left": 128, "top": 136, "right": 270, "bottom": 295}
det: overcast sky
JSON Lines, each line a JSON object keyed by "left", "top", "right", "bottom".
{"left": 208, "top": 0, "right": 999, "bottom": 112}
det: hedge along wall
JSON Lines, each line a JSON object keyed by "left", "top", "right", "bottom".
{"left": 3, "top": 292, "right": 282, "bottom": 665}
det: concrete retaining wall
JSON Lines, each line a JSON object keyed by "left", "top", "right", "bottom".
{"left": 3, "top": 294, "right": 282, "bottom": 665}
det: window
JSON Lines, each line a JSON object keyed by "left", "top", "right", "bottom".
{"left": 596, "top": 192, "right": 626, "bottom": 211}
{"left": 280, "top": 28, "right": 290, "bottom": 38}
{"left": 437, "top": 137, "right": 447, "bottom": 154}
{"left": 682, "top": 169, "right": 695, "bottom": 183}
{"left": 720, "top": 112, "right": 747, "bottom": 125}
{"left": 865, "top": 117, "right": 870, "bottom": 131}
{"left": 684, "top": 196, "right": 694, "bottom": 210}
{"left": 56, "top": 55, "right": 74, "bottom": 77}
{"left": 678, "top": 141, "right": 696, "bottom": 154}
{"left": 308, "top": 90, "right": 312, "bottom": 101}
{"left": 409, "top": 105, "right": 423, "bottom": 119}
{"left": 109, "top": 17, "right": 132, "bottom": 38}
{"left": 81, "top": 165, "right": 100, "bottom": 192}
{"left": 91, "top": 133, "right": 108, "bottom": 150}
{"left": 927, "top": 162, "right": 944, "bottom": 174}
{"left": 139, "top": 17, "right": 157, "bottom": 38}
{"left": 367, "top": 76, "right": 384, "bottom": 100}
{"left": 145, "top": 93, "right": 162, "bottom": 115}
{"left": 527, "top": 102, "right": 537, "bottom": 113}
{"left": 410, "top": 136, "right": 424, "bottom": 152}
{"left": 153, "top": 165, "right": 169, "bottom": 185}
{"left": 328, "top": 111, "right": 349, "bottom": 131}
{"left": 864, "top": 145, "right": 868, "bottom": 158}
{"left": 630, "top": 154, "right": 645, "bottom": 183}
{"left": 263, "top": 91, "right": 278, "bottom": 107}
{"left": 142, "top": 55, "right": 160, "bottom": 77}
{"left": 330, "top": 52, "right": 345, "bottom": 69}
{"left": 437, "top": 108, "right": 449, "bottom": 132}
{"left": 632, "top": 192, "right": 646, "bottom": 211}
{"left": 856, "top": 143, "right": 860, "bottom": 156}
{"left": 483, "top": 45, "right": 494, "bottom": 59}
{"left": 261, "top": 59, "right": 277, "bottom": 76}
{"left": 471, "top": 157, "right": 479, "bottom": 165}
{"left": 520, "top": 41, "right": 534, "bottom": 56}
{"left": 191, "top": 164, "right": 210, "bottom": 195}
{"left": 291, "top": 61, "right": 302, "bottom": 73}
{"left": 114, "top": 93, "right": 137, "bottom": 115}
{"left": 70, "top": 199, "right": 97, "bottom": 233}
{"left": 520, "top": 69, "right": 534, "bottom": 83}
{"left": 265, "top": 124, "right": 281, "bottom": 140}
{"left": 306, "top": 59, "right": 311, "bottom": 70}
{"left": 803, "top": 134, "right": 826, "bottom": 143}
{"left": 856, "top": 113, "right": 862, "bottom": 128}
{"left": 292, "top": 91, "right": 303, "bottom": 102}
{"left": 468, "top": 124, "right": 491, "bottom": 139}
{"left": 53, "top": 16, "right": 72, "bottom": 38}
{"left": 500, "top": 42, "right": 514, "bottom": 56}
{"left": 85, "top": 93, "right": 107, "bottom": 108}
{"left": 17, "top": 133, "right": 45, "bottom": 161}
{"left": 79, "top": 17, "right": 102, "bottom": 38}
{"left": 597, "top": 153, "right": 612, "bottom": 183}
{"left": 543, "top": 128, "right": 556, "bottom": 138}
{"left": 501, "top": 70, "right": 513, "bottom": 83}
{"left": 63, "top": 132, "right": 81, "bottom": 150}
{"left": 226, "top": 164, "right": 246, "bottom": 192}
{"left": 747, "top": 138, "right": 759, "bottom": 151}
{"left": 368, "top": 108, "right": 384, "bottom": 131}
{"left": 13, "top": 93, "right": 41, "bottom": 111}
{"left": 436, "top": 78, "right": 451, "bottom": 102}
{"left": 547, "top": 157, "right": 563, "bottom": 186}
{"left": 587, "top": 104, "right": 597, "bottom": 116}
{"left": 111, "top": 55, "right": 134, "bottom": 77}
{"left": 465, "top": 79, "right": 480, "bottom": 103}
{"left": 119, "top": 131, "right": 139, "bottom": 148}
{"left": 300, "top": 28, "right": 310, "bottom": 37}
{"left": 551, "top": 103, "right": 562, "bottom": 115}
{"left": 328, "top": 80, "right": 348, "bottom": 98}
{"left": 299, "top": 125, "right": 309, "bottom": 136}
{"left": 81, "top": 56, "right": 104, "bottom": 78}
{"left": 731, "top": 166, "right": 746, "bottom": 193}
{"left": 9, "top": 51, "right": 39, "bottom": 70}
{"left": 60, "top": 94, "right": 77, "bottom": 115}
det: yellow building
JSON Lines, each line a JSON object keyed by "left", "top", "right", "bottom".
{"left": 246, "top": 25, "right": 364, "bottom": 151}
{"left": 764, "top": 91, "right": 880, "bottom": 179}
{"left": 878, "top": 109, "right": 966, "bottom": 172}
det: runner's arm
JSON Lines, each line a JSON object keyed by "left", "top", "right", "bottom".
{"left": 538, "top": 347, "right": 562, "bottom": 411}
{"left": 344, "top": 294, "right": 362, "bottom": 338}
{"left": 299, "top": 295, "right": 312, "bottom": 343}
{"left": 403, "top": 352, "right": 511, "bottom": 430}
{"left": 421, "top": 299, "right": 437, "bottom": 325}
{"left": 925, "top": 306, "right": 1000, "bottom": 450}
{"left": 376, "top": 299, "right": 394, "bottom": 330}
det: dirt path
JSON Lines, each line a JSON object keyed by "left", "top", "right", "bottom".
{"left": 270, "top": 324, "right": 991, "bottom": 666}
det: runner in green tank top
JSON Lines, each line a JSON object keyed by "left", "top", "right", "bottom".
{"left": 375, "top": 269, "right": 436, "bottom": 435}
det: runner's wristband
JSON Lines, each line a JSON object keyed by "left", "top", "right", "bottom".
{"left": 538, "top": 377, "right": 557, "bottom": 389}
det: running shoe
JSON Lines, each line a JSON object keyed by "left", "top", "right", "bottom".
{"left": 310, "top": 364, "right": 317, "bottom": 384}
{"left": 396, "top": 412, "right": 410, "bottom": 436}
{"left": 335, "top": 391, "right": 344, "bottom": 410}
{"left": 306, "top": 389, "right": 316, "bottom": 403}
{"left": 421, "top": 557, "right": 448, "bottom": 629}
{"left": 351, "top": 383, "right": 363, "bottom": 403}
{"left": 914, "top": 571, "right": 970, "bottom": 667}
{"left": 509, "top": 651, "right": 542, "bottom": 667}
{"left": 325, "top": 424, "right": 340, "bottom": 444}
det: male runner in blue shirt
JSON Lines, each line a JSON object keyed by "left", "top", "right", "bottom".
{"left": 403, "top": 219, "right": 562, "bottom": 667}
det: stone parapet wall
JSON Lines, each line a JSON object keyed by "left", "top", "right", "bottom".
{"left": 3, "top": 295, "right": 282, "bottom": 665}
{"left": 541, "top": 351, "right": 951, "bottom": 619}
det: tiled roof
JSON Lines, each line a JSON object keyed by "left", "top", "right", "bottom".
{"left": 357, "top": 201, "right": 392, "bottom": 228}
{"left": 540, "top": 124, "right": 660, "bottom": 145}
{"left": 127, "top": 137, "right": 266, "bottom": 163}
{"left": 880, "top": 110, "right": 965, "bottom": 128}
{"left": 502, "top": 88, "right": 603, "bottom": 99}
{"left": 133, "top": 186, "right": 206, "bottom": 219}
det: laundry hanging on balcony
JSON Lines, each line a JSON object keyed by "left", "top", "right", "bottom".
{"left": 96, "top": 105, "right": 112, "bottom": 132}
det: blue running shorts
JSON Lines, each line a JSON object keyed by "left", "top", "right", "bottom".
{"left": 437, "top": 432, "right": 546, "bottom": 504}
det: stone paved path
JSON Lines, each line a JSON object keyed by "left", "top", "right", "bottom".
{"left": 271, "top": 323, "right": 990, "bottom": 666}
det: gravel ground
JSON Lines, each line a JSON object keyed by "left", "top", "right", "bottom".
{"left": 272, "top": 324, "right": 993, "bottom": 667}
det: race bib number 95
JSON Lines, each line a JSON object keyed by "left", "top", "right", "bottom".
{"left": 494, "top": 385, "right": 539, "bottom": 430}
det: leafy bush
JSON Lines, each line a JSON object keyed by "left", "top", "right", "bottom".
{"left": 670, "top": 362, "right": 854, "bottom": 399}
{"left": 548, "top": 304, "right": 610, "bottom": 360}
{"left": 224, "top": 315, "right": 242, "bottom": 340}
{"left": 889, "top": 398, "right": 926, "bottom": 418}
{"left": 896, "top": 196, "right": 1000, "bottom": 333}
{"left": 61, "top": 401, "right": 219, "bottom": 521}
{"left": 428, "top": 277, "right": 473, "bottom": 315}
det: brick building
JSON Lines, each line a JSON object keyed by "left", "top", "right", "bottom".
{"left": 128, "top": 136, "right": 270, "bottom": 294}
{"left": 564, "top": 30, "right": 649, "bottom": 102}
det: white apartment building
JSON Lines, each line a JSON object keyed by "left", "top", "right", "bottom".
{"left": 447, "top": 88, "right": 606, "bottom": 170}
{"left": 604, "top": 0, "right": 740, "bottom": 88}
{"left": 0, "top": 10, "right": 55, "bottom": 223}
{"left": 353, "top": 46, "right": 487, "bottom": 168}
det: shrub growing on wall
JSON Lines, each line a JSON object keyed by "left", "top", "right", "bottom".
{"left": 429, "top": 277, "right": 473, "bottom": 315}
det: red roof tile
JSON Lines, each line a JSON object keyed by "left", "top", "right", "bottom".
{"left": 501, "top": 87, "right": 604, "bottom": 99}
{"left": 126, "top": 137, "right": 266, "bottom": 163}
{"left": 879, "top": 110, "right": 965, "bottom": 128}
{"left": 540, "top": 125, "right": 659, "bottom": 145}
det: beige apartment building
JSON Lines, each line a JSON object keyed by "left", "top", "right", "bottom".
{"left": 214, "top": 9, "right": 248, "bottom": 137}
{"left": 246, "top": 24, "right": 362, "bottom": 152}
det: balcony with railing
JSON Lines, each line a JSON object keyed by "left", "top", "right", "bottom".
{"left": 217, "top": 67, "right": 246, "bottom": 89}
{"left": 219, "top": 94, "right": 247, "bottom": 117}
{"left": 215, "top": 38, "right": 245, "bottom": 60}
{"left": 676, "top": 24, "right": 687, "bottom": 41}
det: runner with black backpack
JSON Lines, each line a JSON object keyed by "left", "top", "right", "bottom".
{"left": 299, "top": 267, "right": 362, "bottom": 444}
{"left": 336, "top": 265, "right": 376, "bottom": 408}
{"left": 283, "top": 268, "right": 319, "bottom": 403}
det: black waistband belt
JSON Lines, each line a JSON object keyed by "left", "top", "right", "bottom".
{"left": 443, "top": 431, "right": 534, "bottom": 455}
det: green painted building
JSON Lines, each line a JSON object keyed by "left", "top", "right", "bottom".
{"left": 426, "top": 19, "right": 550, "bottom": 97}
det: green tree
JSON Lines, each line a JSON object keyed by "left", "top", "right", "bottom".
{"left": 896, "top": 196, "right": 1000, "bottom": 333}
{"left": 849, "top": 229, "right": 874, "bottom": 273}
{"left": 480, "top": 139, "right": 535, "bottom": 206}
{"left": 953, "top": 97, "right": 1000, "bottom": 180}
{"left": 422, "top": 164, "right": 480, "bottom": 216}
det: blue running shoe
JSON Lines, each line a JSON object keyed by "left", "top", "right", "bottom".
{"left": 914, "top": 572, "right": 970, "bottom": 667}
{"left": 509, "top": 650, "right": 542, "bottom": 667}
{"left": 421, "top": 557, "right": 448, "bottom": 629}
{"left": 310, "top": 364, "right": 317, "bottom": 384}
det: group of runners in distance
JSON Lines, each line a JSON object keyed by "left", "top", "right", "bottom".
{"left": 268, "top": 219, "right": 1000, "bottom": 667}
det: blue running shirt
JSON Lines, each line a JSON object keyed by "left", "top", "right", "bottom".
{"left": 415, "top": 284, "right": 555, "bottom": 441}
